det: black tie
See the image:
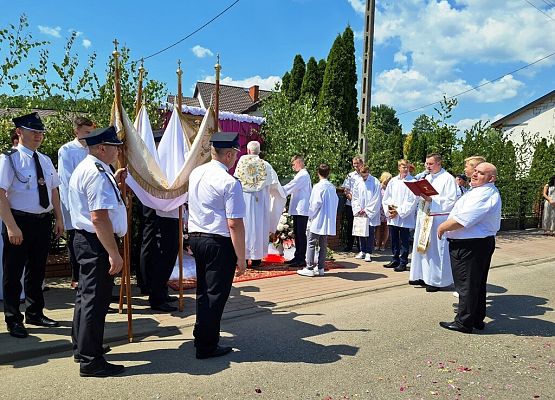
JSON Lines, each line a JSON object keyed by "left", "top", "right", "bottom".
{"left": 33, "top": 152, "right": 50, "bottom": 209}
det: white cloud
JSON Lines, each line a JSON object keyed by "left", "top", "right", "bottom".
{"left": 353, "top": 29, "right": 364, "bottom": 41}
{"left": 200, "top": 75, "right": 281, "bottom": 91}
{"left": 373, "top": 69, "right": 524, "bottom": 110}
{"left": 82, "top": 39, "right": 92, "bottom": 49}
{"left": 456, "top": 113, "right": 505, "bottom": 132}
{"left": 347, "top": 0, "right": 365, "bottom": 14}
{"left": 38, "top": 25, "right": 61, "bottom": 38}
{"left": 393, "top": 51, "right": 407, "bottom": 66}
{"left": 192, "top": 45, "right": 214, "bottom": 58}
{"left": 68, "top": 29, "right": 83, "bottom": 37}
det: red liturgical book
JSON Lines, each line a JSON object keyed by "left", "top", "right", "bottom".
{"left": 404, "top": 180, "right": 439, "bottom": 197}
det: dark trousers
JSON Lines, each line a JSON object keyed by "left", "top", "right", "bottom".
{"left": 2, "top": 213, "right": 51, "bottom": 324}
{"left": 71, "top": 230, "right": 114, "bottom": 367}
{"left": 292, "top": 215, "right": 308, "bottom": 262}
{"left": 344, "top": 205, "right": 355, "bottom": 249}
{"left": 449, "top": 236, "right": 496, "bottom": 329}
{"left": 139, "top": 205, "right": 158, "bottom": 292}
{"left": 149, "top": 217, "right": 179, "bottom": 306}
{"left": 390, "top": 225, "right": 410, "bottom": 266}
{"left": 190, "top": 235, "right": 236, "bottom": 353}
{"left": 359, "top": 226, "right": 375, "bottom": 254}
{"left": 67, "top": 229, "right": 79, "bottom": 282}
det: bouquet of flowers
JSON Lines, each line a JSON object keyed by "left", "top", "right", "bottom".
{"left": 272, "top": 212, "right": 295, "bottom": 250}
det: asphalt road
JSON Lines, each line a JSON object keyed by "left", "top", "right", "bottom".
{"left": 1, "top": 260, "right": 553, "bottom": 400}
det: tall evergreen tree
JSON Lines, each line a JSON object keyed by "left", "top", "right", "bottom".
{"left": 287, "top": 54, "right": 305, "bottom": 102}
{"left": 281, "top": 71, "right": 291, "bottom": 94}
{"left": 300, "top": 57, "right": 320, "bottom": 101}
{"left": 317, "top": 58, "right": 326, "bottom": 88}
{"left": 407, "top": 114, "right": 434, "bottom": 168}
{"left": 319, "top": 26, "right": 358, "bottom": 143}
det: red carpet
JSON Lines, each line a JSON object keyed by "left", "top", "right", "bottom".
{"left": 167, "top": 256, "right": 344, "bottom": 291}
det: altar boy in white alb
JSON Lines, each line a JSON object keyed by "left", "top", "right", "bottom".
{"left": 297, "top": 164, "right": 339, "bottom": 277}
{"left": 409, "top": 153, "right": 458, "bottom": 292}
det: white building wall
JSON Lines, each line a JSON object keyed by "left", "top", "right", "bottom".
{"left": 499, "top": 95, "right": 555, "bottom": 145}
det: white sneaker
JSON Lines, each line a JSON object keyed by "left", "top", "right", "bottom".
{"left": 297, "top": 267, "right": 315, "bottom": 277}
{"left": 355, "top": 252, "right": 365, "bottom": 259}
{"left": 315, "top": 268, "right": 325, "bottom": 276}
{"left": 364, "top": 254, "right": 372, "bottom": 262}
{"left": 452, "top": 291, "right": 459, "bottom": 298}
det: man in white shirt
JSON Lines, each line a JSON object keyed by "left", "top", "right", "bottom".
{"left": 297, "top": 164, "right": 339, "bottom": 277}
{"left": 58, "top": 116, "right": 95, "bottom": 289}
{"left": 188, "top": 132, "right": 246, "bottom": 359}
{"left": 382, "top": 159, "right": 418, "bottom": 272}
{"left": 340, "top": 156, "right": 363, "bottom": 252}
{"left": 234, "top": 141, "right": 285, "bottom": 268}
{"left": 69, "top": 126, "right": 127, "bottom": 377}
{"left": 283, "top": 155, "right": 312, "bottom": 267}
{"left": 0, "top": 113, "right": 64, "bottom": 338}
{"left": 437, "top": 162, "right": 501, "bottom": 334}
{"left": 409, "top": 153, "right": 458, "bottom": 292}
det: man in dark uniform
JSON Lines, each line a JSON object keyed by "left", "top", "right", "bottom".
{"left": 0, "top": 113, "right": 64, "bottom": 338}
{"left": 188, "top": 132, "right": 246, "bottom": 359}
{"left": 68, "top": 126, "right": 127, "bottom": 377}
{"left": 139, "top": 130, "right": 179, "bottom": 312}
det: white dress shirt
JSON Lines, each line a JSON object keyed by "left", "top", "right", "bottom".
{"left": 58, "top": 138, "right": 89, "bottom": 229}
{"left": 69, "top": 155, "right": 127, "bottom": 237}
{"left": 341, "top": 171, "right": 361, "bottom": 206}
{"left": 446, "top": 183, "right": 501, "bottom": 239}
{"left": 427, "top": 169, "right": 458, "bottom": 215}
{"left": 381, "top": 174, "right": 418, "bottom": 228}
{"left": 188, "top": 160, "right": 246, "bottom": 237}
{"left": 0, "top": 144, "right": 60, "bottom": 214}
{"left": 351, "top": 175, "right": 382, "bottom": 226}
{"left": 283, "top": 168, "right": 312, "bottom": 216}
{"left": 308, "top": 179, "right": 339, "bottom": 236}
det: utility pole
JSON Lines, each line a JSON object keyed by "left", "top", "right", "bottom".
{"left": 358, "top": 0, "right": 376, "bottom": 161}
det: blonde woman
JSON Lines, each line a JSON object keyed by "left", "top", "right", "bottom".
{"left": 375, "top": 172, "right": 392, "bottom": 251}
{"left": 542, "top": 175, "right": 555, "bottom": 235}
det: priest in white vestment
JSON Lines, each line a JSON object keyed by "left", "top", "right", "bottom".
{"left": 234, "top": 141, "right": 286, "bottom": 267}
{"left": 409, "top": 153, "right": 458, "bottom": 291}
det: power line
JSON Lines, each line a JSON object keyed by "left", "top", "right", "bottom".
{"left": 128, "top": 0, "right": 241, "bottom": 65}
{"left": 398, "top": 50, "right": 555, "bottom": 116}
{"left": 522, "top": 0, "right": 555, "bottom": 22}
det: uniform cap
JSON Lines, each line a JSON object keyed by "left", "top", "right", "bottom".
{"left": 84, "top": 126, "right": 123, "bottom": 146}
{"left": 12, "top": 113, "right": 45, "bottom": 131}
{"left": 210, "top": 132, "right": 240, "bottom": 150}
{"left": 456, "top": 174, "right": 468, "bottom": 182}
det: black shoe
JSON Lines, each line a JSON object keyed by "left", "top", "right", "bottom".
{"left": 425, "top": 285, "right": 440, "bottom": 292}
{"left": 25, "top": 314, "right": 60, "bottom": 327}
{"left": 409, "top": 279, "right": 425, "bottom": 286}
{"left": 474, "top": 321, "right": 485, "bottom": 330}
{"left": 394, "top": 264, "right": 407, "bottom": 272}
{"left": 151, "top": 302, "right": 177, "bottom": 312}
{"left": 74, "top": 345, "right": 112, "bottom": 363}
{"left": 80, "top": 360, "right": 125, "bottom": 377}
{"left": 290, "top": 262, "right": 306, "bottom": 268}
{"left": 250, "top": 259, "right": 262, "bottom": 267}
{"left": 284, "top": 259, "right": 298, "bottom": 265}
{"left": 166, "top": 295, "right": 178, "bottom": 303}
{"left": 383, "top": 261, "right": 399, "bottom": 269}
{"left": 439, "top": 321, "right": 472, "bottom": 334}
{"left": 7, "top": 322, "right": 28, "bottom": 338}
{"left": 196, "top": 345, "right": 233, "bottom": 360}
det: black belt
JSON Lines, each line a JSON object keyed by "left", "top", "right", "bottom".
{"left": 189, "top": 232, "right": 226, "bottom": 239}
{"left": 11, "top": 209, "right": 51, "bottom": 219}
{"left": 76, "top": 229, "right": 121, "bottom": 243}
{"left": 447, "top": 236, "right": 494, "bottom": 243}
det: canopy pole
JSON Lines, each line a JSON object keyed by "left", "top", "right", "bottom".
{"left": 176, "top": 60, "right": 185, "bottom": 312}
{"left": 214, "top": 54, "right": 221, "bottom": 132}
{"left": 113, "top": 39, "right": 133, "bottom": 342}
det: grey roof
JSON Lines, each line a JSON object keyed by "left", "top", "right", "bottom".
{"left": 491, "top": 89, "right": 555, "bottom": 128}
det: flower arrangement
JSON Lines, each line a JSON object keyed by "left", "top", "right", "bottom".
{"left": 272, "top": 212, "right": 295, "bottom": 249}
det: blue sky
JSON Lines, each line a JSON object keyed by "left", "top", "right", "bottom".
{"left": 2, "top": 0, "right": 555, "bottom": 133}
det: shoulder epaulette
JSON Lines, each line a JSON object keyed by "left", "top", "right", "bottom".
{"left": 3, "top": 148, "right": 17, "bottom": 157}
{"left": 95, "top": 162, "right": 106, "bottom": 173}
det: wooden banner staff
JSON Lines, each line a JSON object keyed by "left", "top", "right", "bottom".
{"left": 134, "top": 59, "right": 145, "bottom": 117}
{"left": 214, "top": 54, "right": 221, "bottom": 132}
{"left": 113, "top": 39, "right": 133, "bottom": 342}
{"left": 176, "top": 60, "right": 185, "bottom": 312}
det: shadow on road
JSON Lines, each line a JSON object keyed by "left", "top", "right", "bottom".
{"left": 113, "top": 285, "right": 360, "bottom": 377}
